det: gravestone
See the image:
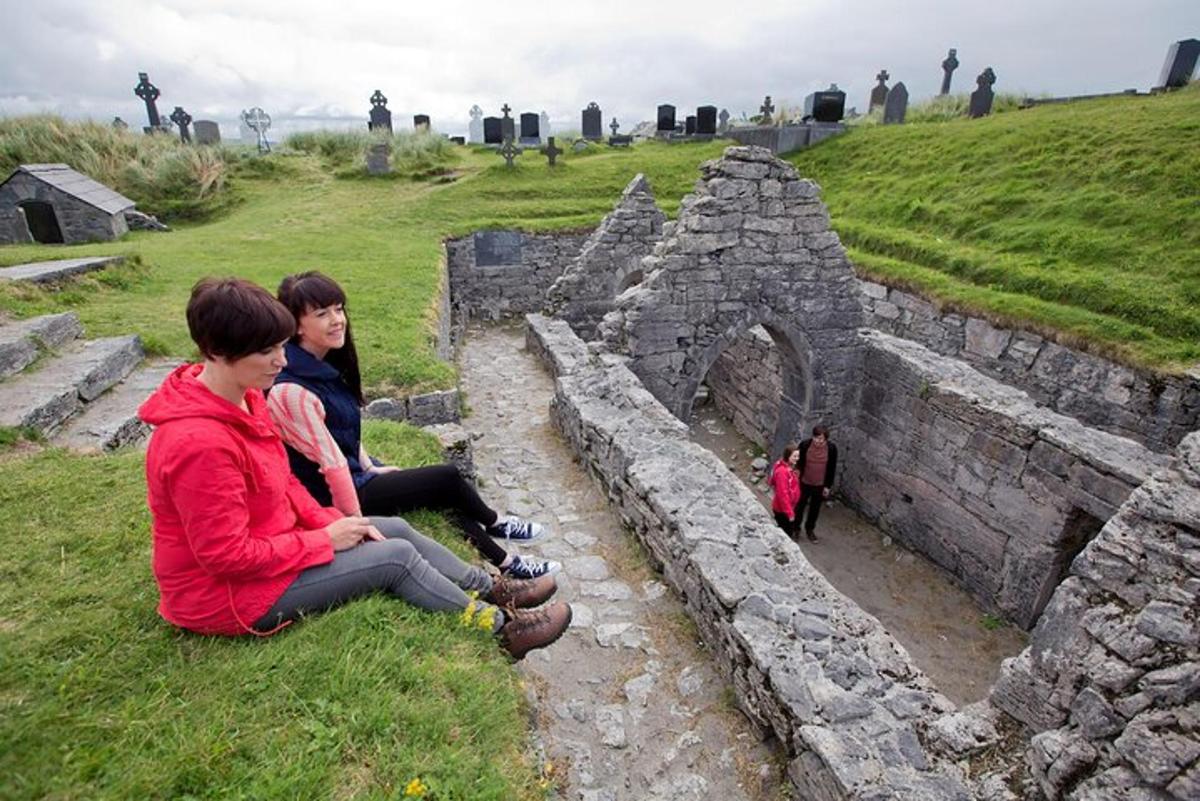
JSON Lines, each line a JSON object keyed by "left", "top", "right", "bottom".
{"left": 883, "top": 82, "right": 908, "bottom": 124}
{"left": 571, "top": 139, "right": 589, "bottom": 153}
{"left": 368, "top": 90, "right": 393, "bottom": 133}
{"left": 497, "top": 137, "right": 522, "bottom": 168}
{"left": 242, "top": 107, "right": 272, "bottom": 153}
{"left": 539, "top": 111, "right": 551, "bottom": 141}
{"left": 193, "top": 120, "right": 221, "bottom": 145}
{"left": 468, "top": 105, "right": 484, "bottom": 144}
{"left": 474, "top": 230, "right": 523, "bottom": 265}
{"left": 366, "top": 142, "right": 392, "bottom": 175}
{"left": 696, "top": 106, "right": 717, "bottom": 135}
{"left": 413, "top": 114, "right": 431, "bottom": 132}
{"left": 940, "top": 48, "right": 959, "bottom": 95}
{"left": 969, "top": 67, "right": 997, "bottom": 118}
{"left": 169, "top": 106, "right": 192, "bottom": 143}
{"left": 608, "top": 134, "right": 632, "bottom": 147}
{"left": 582, "top": 102, "right": 603, "bottom": 140}
{"left": 519, "top": 112, "right": 540, "bottom": 146}
{"left": 112, "top": 117, "right": 128, "bottom": 131}
{"left": 804, "top": 84, "right": 846, "bottom": 122}
{"left": 759, "top": 95, "right": 775, "bottom": 123}
{"left": 500, "top": 104, "right": 515, "bottom": 141}
{"left": 718, "top": 108, "right": 730, "bottom": 133}
{"left": 541, "top": 136, "right": 562, "bottom": 166}
{"left": 449, "top": 136, "right": 465, "bottom": 145}
{"left": 483, "top": 116, "right": 502, "bottom": 144}
{"left": 869, "top": 70, "right": 890, "bottom": 113}
{"left": 656, "top": 104, "right": 676, "bottom": 132}
{"left": 134, "top": 72, "right": 166, "bottom": 133}
{"left": 1157, "top": 38, "right": 1200, "bottom": 89}
{"left": 609, "top": 118, "right": 620, "bottom": 136}
{"left": 684, "top": 115, "right": 697, "bottom": 135}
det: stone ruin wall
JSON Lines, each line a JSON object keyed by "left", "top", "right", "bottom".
{"left": 703, "top": 325, "right": 782, "bottom": 449}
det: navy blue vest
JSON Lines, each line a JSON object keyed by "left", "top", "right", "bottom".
{"left": 272, "top": 342, "right": 375, "bottom": 506}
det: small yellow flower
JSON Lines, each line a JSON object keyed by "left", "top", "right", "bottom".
{"left": 404, "top": 777, "right": 428, "bottom": 797}
{"left": 459, "top": 600, "right": 478, "bottom": 627}
{"left": 476, "top": 604, "right": 497, "bottom": 632}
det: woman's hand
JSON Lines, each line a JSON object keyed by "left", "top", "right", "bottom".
{"left": 327, "top": 516, "right": 375, "bottom": 551}
{"left": 370, "top": 465, "right": 402, "bottom": 475}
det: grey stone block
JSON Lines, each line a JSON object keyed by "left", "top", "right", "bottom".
{"left": 0, "top": 256, "right": 124, "bottom": 284}
{"left": 0, "top": 312, "right": 82, "bottom": 378}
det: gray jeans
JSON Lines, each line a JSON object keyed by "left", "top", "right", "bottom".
{"left": 254, "top": 517, "right": 496, "bottom": 632}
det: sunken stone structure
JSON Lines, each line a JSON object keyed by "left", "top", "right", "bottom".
{"left": 545, "top": 173, "right": 666, "bottom": 340}
{"left": 0, "top": 164, "right": 135, "bottom": 245}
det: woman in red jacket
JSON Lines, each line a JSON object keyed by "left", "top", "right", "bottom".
{"left": 139, "top": 277, "right": 570, "bottom": 659}
{"left": 769, "top": 442, "right": 801, "bottom": 539}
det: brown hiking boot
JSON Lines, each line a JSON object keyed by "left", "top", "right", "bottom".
{"left": 499, "top": 602, "right": 572, "bottom": 660}
{"left": 484, "top": 573, "right": 557, "bottom": 609}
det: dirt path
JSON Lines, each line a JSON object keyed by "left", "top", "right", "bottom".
{"left": 688, "top": 400, "right": 1028, "bottom": 706}
{"left": 459, "top": 324, "right": 786, "bottom": 801}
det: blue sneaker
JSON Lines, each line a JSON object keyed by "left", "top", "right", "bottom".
{"left": 489, "top": 515, "right": 546, "bottom": 542}
{"left": 502, "top": 554, "right": 562, "bottom": 580}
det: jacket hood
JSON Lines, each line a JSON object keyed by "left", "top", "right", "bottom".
{"left": 138, "top": 363, "right": 277, "bottom": 438}
{"left": 281, "top": 342, "right": 340, "bottom": 381}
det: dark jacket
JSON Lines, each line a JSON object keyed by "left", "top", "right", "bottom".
{"left": 797, "top": 438, "right": 838, "bottom": 489}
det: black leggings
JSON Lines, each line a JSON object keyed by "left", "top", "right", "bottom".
{"left": 357, "top": 464, "right": 508, "bottom": 566}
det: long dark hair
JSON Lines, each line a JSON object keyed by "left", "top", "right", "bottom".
{"left": 277, "top": 271, "right": 364, "bottom": 406}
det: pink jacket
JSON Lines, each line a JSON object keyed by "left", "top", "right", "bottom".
{"left": 769, "top": 460, "right": 800, "bottom": 519}
{"left": 139, "top": 364, "right": 340, "bottom": 636}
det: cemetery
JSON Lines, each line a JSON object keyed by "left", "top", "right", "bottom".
{"left": 0, "top": 30, "right": 1198, "bottom": 801}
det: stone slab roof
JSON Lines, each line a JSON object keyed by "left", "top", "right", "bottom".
{"left": 2, "top": 164, "right": 135, "bottom": 214}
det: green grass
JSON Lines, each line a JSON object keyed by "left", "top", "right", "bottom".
{"left": 788, "top": 83, "right": 1200, "bottom": 370}
{"left": 0, "top": 423, "right": 548, "bottom": 801}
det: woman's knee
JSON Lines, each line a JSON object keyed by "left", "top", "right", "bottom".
{"left": 368, "top": 537, "right": 419, "bottom": 567}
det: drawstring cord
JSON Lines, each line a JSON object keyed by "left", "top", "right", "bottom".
{"left": 228, "top": 583, "right": 291, "bottom": 637}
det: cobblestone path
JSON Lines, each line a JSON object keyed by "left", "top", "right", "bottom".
{"left": 460, "top": 323, "right": 786, "bottom": 801}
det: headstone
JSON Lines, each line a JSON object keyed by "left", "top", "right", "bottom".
{"left": 609, "top": 117, "right": 620, "bottom": 136}
{"left": 759, "top": 95, "right": 775, "bottom": 123}
{"left": 366, "top": 142, "right": 392, "bottom": 175}
{"left": 519, "top": 112, "right": 540, "bottom": 146}
{"left": 1157, "top": 39, "right": 1200, "bottom": 90}
{"left": 368, "top": 90, "right": 393, "bottom": 133}
{"left": 112, "top": 117, "right": 128, "bottom": 131}
{"left": 468, "top": 105, "right": 484, "bottom": 144}
{"left": 474, "top": 231, "right": 523, "bottom": 266}
{"left": 497, "top": 137, "right": 522, "bottom": 168}
{"left": 193, "top": 120, "right": 221, "bottom": 145}
{"left": 718, "top": 108, "right": 730, "bottom": 133}
{"left": 969, "top": 67, "right": 997, "bottom": 118}
{"left": 483, "top": 117, "right": 502, "bottom": 144}
{"left": 572, "top": 139, "right": 589, "bottom": 153}
{"left": 169, "top": 106, "right": 193, "bottom": 143}
{"left": 696, "top": 105, "right": 717, "bottom": 135}
{"left": 940, "top": 48, "right": 960, "bottom": 96}
{"left": 608, "top": 134, "right": 633, "bottom": 148}
{"left": 539, "top": 111, "right": 551, "bottom": 142}
{"left": 869, "top": 70, "right": 890, "bottom": 113}
{"left": 582, "top": 102, "right": 603, "bottom": 140}
{"left": 449, "top": 136, "right": 465, "bottom": 145}
{"left": 656, "top": 104, "right": 676, "bottom": 132}
{"left": 883, "top": 82, "right": 909, "bottom": 124}
{"left": 804, "top": 84, "right": 846, "bottom": 122}
{"left": 684, "top": 115, "right": 696, "bottom": 135}
{"left": 242, "top": 107, "right": 272, "bottom": 152}
{"left": 134, "top": 71, "right": 162, "bottom": 131}
{"left": 541, "top": 136, "right": 563, "bottom": 166}
{"left": 500, "top": 103, "right": 515, "bottom": 141}
{"left": 413, "top": 114, "right": 431, "bottom": 132}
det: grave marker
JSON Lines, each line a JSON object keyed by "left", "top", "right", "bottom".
{"left": 883, "top": 81, "right": 908, "bottom": 124}
{"left": 133, "top": 72, "right": 165, "bottom": 133}
{"left": 718, "top": 108, "right": 730, "bottom": 133}
{"left": 500, "top": 103, "right": 515, "bottom": 141}
{"left": 112, "top": 117, "right": 128, "bottom": 131}
{"left": 804, "top": 84, "right": 846, "bottom": 122}
{"left": 656, "top": 104, "right": 676, "bottom": 133}
{"left": 241, "top": 107, "right": 272, "bottom": 152}
{"left": 468, "top": 105, "right": 484, "bottom": 144}
{"left": 969, "top": 67, "right": 996, "bottom": 118}
{"left": 366, "top": 142, "right": 392, "bottom": 175}
{"left": 193, "top": 120, "right": 221, "bottom": 145}
{"left": 582, "top": 102, "right": 603, "bottom": 140}
{"left": 1157, "top": 39, "right": 1200, "bottom": 90}
{"left": 497, "top": 137, "right": 522, "bottom": 168}
{"left": 483, "top": 116, "right": 502, "bottom": 144}
{"left": 413, "top": 114, "right": 431, "bottom": 132}
{"left": 368, "top": 90, "right": 393, "bottom": 133}
{"left": 685, "top": 115, "right": 696, "bottom": 135}
{"left": 541, "top": 136, "right": 563, "bottom": 166}
{"left": 696, "top": 106, "right": 717, "bottom": 135}
{"left": 869, "top": 70, "right": 890, "bottom": 113}
{"left": 519, "top": 112, "right": 540, "bottom": 146}
{"left": 539, "top": 111, "right": 551, "bottom": 141}
{"left": 474, "top": 231, "right": 523, "bottom": 265}
{"left": 940, "top": 48, "right": 959, "bottom": 95}
{"left": 169, "top": 106, "right": 192, "bottom": 143}
{"left": 609, "top": 118, "right": 620, "bottom": 136}
{"left": 759, "top": 95, "right": 775, "bottom": 123}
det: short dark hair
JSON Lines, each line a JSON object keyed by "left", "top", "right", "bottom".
{"left": 277, "top": 271, "right": 364, "bottom": 406}
{"left": 186, "top": 277, "right": 296, "bottom": 360}
{"left": 813, "top": 425, "right": 829, "bottom": 438}
{"left": 782, "top": 441, "right": 800, "bottom": 462}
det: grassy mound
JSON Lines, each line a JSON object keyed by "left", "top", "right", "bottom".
{"left": 0, "top": 115, "right": 237, "bottom": 220}
{"left": 287, "top": 129, "right": 459, "bottom": 180}
{"left": 789, "top": 84, "right": 1200, "bottom": 370}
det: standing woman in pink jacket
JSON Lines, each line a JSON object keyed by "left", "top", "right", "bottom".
{"left": 769, "top": 442, "right": 801, "bottom": 539}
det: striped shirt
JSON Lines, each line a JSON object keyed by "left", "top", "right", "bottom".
{"left": 266, "top": 383, "right": 362, "bottom": 515}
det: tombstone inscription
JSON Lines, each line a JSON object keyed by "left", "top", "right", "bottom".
{"left": 883, "top": 81, "right": 908, "bottom": 124}
{"left": 368, "top": 90, "right": 392, "bottom": 134}
{"left": 474, "top": 231, "right": 523, "bottom": 266}
{"left": 869, "top": 70, "right": 890, "bottom": 113}
{"left": 169, "top": 106, "right": 193, "bottom": 143}
{"left": 969, "top": 67, "right": 997, "bottom": 118}
{"left": 656, "top": 104, "right": 676, "bottom": 132}
{"left": 940, "top": 48, "right": 960, "bottom": 95}
{"left": 582, "top": 102, "right": 603, "bottom": 140}
{"left": 468, "top": 105, "right": 484, "bottom": 144}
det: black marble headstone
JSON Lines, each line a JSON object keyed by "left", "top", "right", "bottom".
{"left": 483, "top": 117, "right": 502, "bottom": 144}
{"left": 804, "top": 87, "right": 846, "bottom": 122}
{"left": 883, "top": 82, "right": 909, "bottom": 124}
{"left": 582, "top": 102, "right": 603, "bottom": 140}
{"left": 969, "top": 68, "right": 997, "bottom": 118}
{"left": 519, "top": 112, "right": 540, "bottom": 145}
{"left": 1158, "top": 39, "right": 1200, "bottom": 89}
{"left": 657, "top": 104, "right": 676, "bottom": 132}
{"left": 413, "top": 114, "right": 431, "bottom": 131}
{"left": 685, "top": 115, "right": 697, "bottom": 135}
{"left": 696, "top": 106, "right": 717, "bottom": 135}
{"left": 474, "top": 231, "right": 524, "bottom": 266}
{"left": 369, "top": 90, "right": 393, "bottom": 133}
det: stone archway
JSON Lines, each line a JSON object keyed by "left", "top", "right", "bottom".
{"left": 599, "top": 145, "right": 864, "bottom": 447}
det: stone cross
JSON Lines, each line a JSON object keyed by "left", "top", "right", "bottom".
{"left": 759, "top": 95, "right": 775, "bottom": 123}
{"left": 468, "top": 105, "right": 484, "bottom": 144}
{"left": 610, "top": 118, "right": 620, "bottom": 136}
{"left": 541, "top": 136, "right": 562, "bottom": 166}
{"left": 368, "top": 89, "right": 393, "bottom": 134}
{"left": 500, "top": 103, "right": 515, "bottom": 141}
{"left": 498, "top": 137, "right": 522, "bottom": 167}
{"left": 718, "top": 108, "right": 730, "bottom": 133}
{"left": 501, "top": 103, "right": 512, "bottom": 118}
{"left": 539, "top": 111, "right": 552, "bottom": 140}
{"left": 940, "top": 48, "right": 959, "bottom": 95}
{"left": 242, "top": 107, "right": 272, "bottom": 152}
{"left": 169, "top": 106, "right": 192, "bottom": 143}
{"left": 134, "top": 71, "right": 162, "bottom": 129}
{"left": 969, "top": 67, "right": 997, "bottom": 118}
{"left": 869, "top": 70, "right": 890, "bottom": 113}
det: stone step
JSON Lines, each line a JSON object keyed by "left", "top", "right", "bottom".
{"left": 0, "top": 256, "right": 124, "bottom": 284}
{"left": 53, "top": 360, "right": 179, "bottom": 451}
{"left": 0, "top": 312, "right": 83, "bottom": 379}
{"left": 0, "top": 335, "right": 143, "bottom": 434}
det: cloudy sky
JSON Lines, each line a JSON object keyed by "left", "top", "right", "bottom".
{"left": 2, "top": 0, "right": 1197, "bottom": 138}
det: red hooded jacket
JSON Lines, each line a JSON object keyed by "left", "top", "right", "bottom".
{"left": 139, "top": 364, "right": 339, "bottom": 636}
{"left": 769, "top": 459, "right": 801, "bottom": 519}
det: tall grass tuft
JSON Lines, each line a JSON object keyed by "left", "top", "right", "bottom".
{"left": 0, "top": 115, "right": 233, "bottom": 219}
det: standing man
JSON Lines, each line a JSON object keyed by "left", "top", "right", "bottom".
{"left": 795, "top": 425, "right": 838, "bottom": 542}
